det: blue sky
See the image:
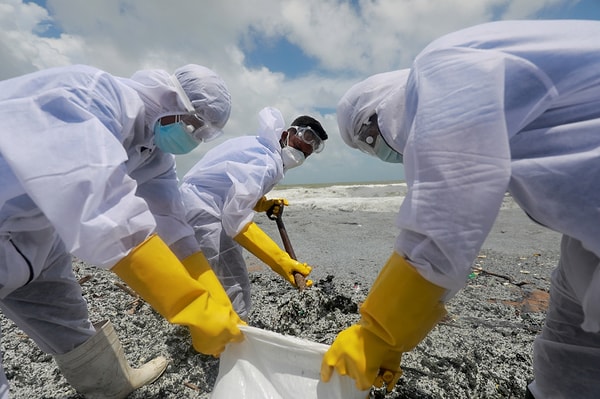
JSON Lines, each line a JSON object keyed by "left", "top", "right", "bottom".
{"left": 2, "top": 0, "right": 599, "bottom": 185}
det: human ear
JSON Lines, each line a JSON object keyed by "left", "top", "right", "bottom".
{"left": 280, "top": 130, "right": 289, "bottom": 142}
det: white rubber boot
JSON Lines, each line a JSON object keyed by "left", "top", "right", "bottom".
{"left": 54, "top": 320, "right": 168, "bottom": 399}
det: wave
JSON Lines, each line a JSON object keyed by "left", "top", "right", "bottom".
{"left": 271, "top": 182, "right": 518, "bottom": 213}
{"left": 271, "top": 182, "right": 407, "bottom": 213}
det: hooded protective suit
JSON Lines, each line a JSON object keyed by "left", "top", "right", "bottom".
{"left": 336, "top": 19, "right": 600, "bottom": 398}
{"left": 180, "top": 107, "right": 285, "bottom": 319}
{"left": 0, "top": 63, "right": 232, "bottom": 397}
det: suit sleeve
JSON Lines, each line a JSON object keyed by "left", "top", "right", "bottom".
{"left": 395, "top": 47, "right": 556, "bottom": 291}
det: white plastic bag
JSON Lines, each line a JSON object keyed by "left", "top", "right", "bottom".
{"left": 211, "top": 325, "right": 369, "bottom": 399}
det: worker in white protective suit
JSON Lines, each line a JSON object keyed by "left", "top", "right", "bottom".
{"left": 180, "top": 107, "right": 328, "bottom": 320}
{"left": 0, "top": 63, "right": 244, "bottom": 399}
{"left": 321, "top": 20, "right": 600, "bottom": 399}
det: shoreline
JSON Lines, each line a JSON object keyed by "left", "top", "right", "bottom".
{"left": 276, "top": 179, "right": 406, "bottom": 189}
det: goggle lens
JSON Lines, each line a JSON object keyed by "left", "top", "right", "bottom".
{"left": 292, "top": 126, "right": 324, "bottom": 153}
{"left": 354, "top": 121, "right": 379, "bottom": 156}
{"left": 179, "top": 113, "right": 222, "bottom": 143}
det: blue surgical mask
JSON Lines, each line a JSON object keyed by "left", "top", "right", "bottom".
{"left": 374, "top": 135, "right": 403, "bottom": 163}
{"left": 153, "top": 122, "right": 199, "bottom": 154}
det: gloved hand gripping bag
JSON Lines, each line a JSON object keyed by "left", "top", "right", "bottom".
{"left": 211, "top": 326, "right": 369, "bottom": 399}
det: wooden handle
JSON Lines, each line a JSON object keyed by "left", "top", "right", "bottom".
{"left": 275, "top": 217, "right": 306, "bottom": 291}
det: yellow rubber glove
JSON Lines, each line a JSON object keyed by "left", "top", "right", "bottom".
{"left": 253, "top": 196, "right": 289, "bottom": 214}
{"left": 373, "top": 351, "right": 403, "bottom": 392}
{"left": 111, "top": 234, "right": 244, "bottom": 356}
{"left": 181, "top": 251, "right": 233, "bottom": 307}
{"left": 321, "top": 252, "right": 447, "bottom": 391}
{"left": 234, "top": 222, "right": 313, "bottom": 287}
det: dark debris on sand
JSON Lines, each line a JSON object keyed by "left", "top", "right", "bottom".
{"left": 1, "top": 245, "right": 557, "bottom": 399}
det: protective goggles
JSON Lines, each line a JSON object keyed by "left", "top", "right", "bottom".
{"left": 178, "top": 112, "right": 222, "bottom": 143}
{"left": 353, "top": 119, "right": 380, "bottom": 156}
{"left": 291, "top": 126, "right": 325, "bottom": 153}
{"left": 353, "top": 119, "right": 403, "bottom": 163}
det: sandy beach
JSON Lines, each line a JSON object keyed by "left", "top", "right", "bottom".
{"left": 0, "top": 182, "right": 562, "bottom": 398}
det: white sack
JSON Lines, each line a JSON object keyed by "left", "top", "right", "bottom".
{"left": 211, "top": 326, "right": 369, "bottom": 399}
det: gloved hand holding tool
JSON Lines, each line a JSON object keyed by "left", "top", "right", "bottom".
{"left": 254, "top": 196, "right": 289, "bottom": 213}
{"left": 266, "top": 199, "right": 310, "bottom": 290}
{"left": 321, "top": 251, "right": 447, "bottom": 392}
{"left": 112, "top": 234, "right": 245, "bottom": 357}
{"left": 235, "top": 197, "right": 312, "bottom": 290}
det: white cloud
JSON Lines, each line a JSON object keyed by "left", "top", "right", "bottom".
{"left": 0, "top": 0, "right": 74, "bottom": 75}
{"left": 0, "top": 0, "right": 583, "bottom": 184}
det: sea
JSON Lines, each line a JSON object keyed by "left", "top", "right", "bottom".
{"left": 271, "top": 180, "right": 407, "bottom": 213}
{"left": 271, "top": 180, "right": 518, "bottom": 213}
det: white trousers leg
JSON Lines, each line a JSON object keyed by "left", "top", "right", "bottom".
{"left": 212, "top": 234, "right": 252, "bottom": 321}
{"left": 0, "top": 233, "right": 94, "bottom": 354}
{"left": 0, "top": 231, "right": 95, "bottom": 397}
{"left": 194, "top": 217, "right": 251, "bottom": 320}
{"left": 529, "top": 235, "right": 600, "bottom": 398}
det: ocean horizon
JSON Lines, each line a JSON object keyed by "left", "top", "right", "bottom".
{"left": 271, "top": 180, "right": 518, "bottom": 213}
{"left": 270, "top": 180, "right": 408, "bottom": 213}
{"left": 277, "top": 179, "right": 406, "bottom": 189}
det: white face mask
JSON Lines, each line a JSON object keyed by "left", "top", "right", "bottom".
{"left": 281, "top": 146, "right": 305, "bottom": 171}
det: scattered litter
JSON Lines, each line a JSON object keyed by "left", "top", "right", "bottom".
{"left": 77, "top": 275, "right": 92, "bottom": 285}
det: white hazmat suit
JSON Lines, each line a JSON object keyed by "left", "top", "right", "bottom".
{"left": 0, "top": 63, "right": 232, "bottom": 397}
{"left": 336, "top": 20, "right": 600, "bottom": 398}
{"left": 180, "top": 107, "right": 285, "bottom": 320}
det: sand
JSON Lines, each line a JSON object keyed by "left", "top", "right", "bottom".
{"left": 0, "top": 184, "right": 562, "bottom": 398}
